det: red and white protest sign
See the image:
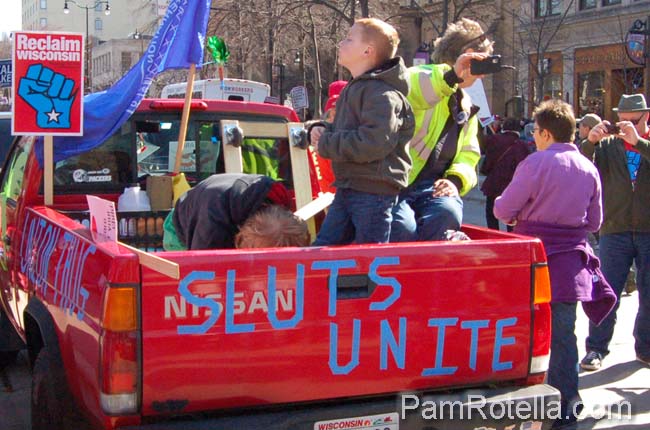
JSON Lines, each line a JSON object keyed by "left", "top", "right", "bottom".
{"left": 11, "top": 31, "right": 84, "bottom": 136}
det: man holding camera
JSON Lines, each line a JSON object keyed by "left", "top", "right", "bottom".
{"left": 580, "top": 93, "right": 650, "bottom": 371}
{"left": 390, "top": 18, "right": 492, "bottom": 242}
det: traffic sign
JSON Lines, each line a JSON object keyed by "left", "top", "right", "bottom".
{"left": 0, "top": 60, "right": 12, "bottom": 88}
{"left": 12, "top": 31, "right": 84, "bottom": 136}
{"left": 625, "top": 32, "right": 646, "bottom": 66}
{"left": 290, "top": 86, "right": 309, "bottom": 110}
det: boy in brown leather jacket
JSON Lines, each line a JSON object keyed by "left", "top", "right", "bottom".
{"left": 310, "top": 18, "right": 414, "bottom": 245}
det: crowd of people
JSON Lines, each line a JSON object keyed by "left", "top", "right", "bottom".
{"left": 156, "top": 15, "right": 648, "bottom": 430}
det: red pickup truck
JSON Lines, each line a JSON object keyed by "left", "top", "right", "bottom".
{"left": 0, "top": 98, "right": 559, "bottom": 430}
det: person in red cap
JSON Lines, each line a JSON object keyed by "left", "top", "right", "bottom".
{"left": 314, "top": 80, "right": 349, "bottom": 193}
{"left": 323, "top": 80, "right": 348, "bottom": 122}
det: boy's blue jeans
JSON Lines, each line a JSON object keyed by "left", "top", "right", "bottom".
{"left": 313, "top": 188, "right": 397, "bottom": 246}
{"left": 390, "top": 180, "right": 463, "bottom": 242}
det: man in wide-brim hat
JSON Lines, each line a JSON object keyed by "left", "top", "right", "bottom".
{"left": 580, "top": 93, "right": 650, "bottom": 372}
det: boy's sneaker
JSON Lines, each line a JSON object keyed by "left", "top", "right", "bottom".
{"left": 580, "top": 351, "right": 603, "bottom": 371}
{"left": 637, "top": 355, "right": 650, "bottom": 367}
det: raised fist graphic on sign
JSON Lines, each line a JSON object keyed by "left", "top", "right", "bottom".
{"left": 18, "top": 64, "right": 77, "bottom": 129}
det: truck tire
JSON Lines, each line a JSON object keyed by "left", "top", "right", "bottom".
{"left": 31, "top": 347, "right": 64, "bottom": 430}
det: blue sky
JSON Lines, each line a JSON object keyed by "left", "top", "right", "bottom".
{"left": 0, "top": 1, "right": 21, "bottom": 36}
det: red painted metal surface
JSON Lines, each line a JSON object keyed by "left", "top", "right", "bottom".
{"left": 139, "top": 237, "right": 542, "bottom": 415}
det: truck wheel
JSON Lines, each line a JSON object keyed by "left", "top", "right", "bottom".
{"left": 31, "top": 347, "right": 64, "bottom": 430}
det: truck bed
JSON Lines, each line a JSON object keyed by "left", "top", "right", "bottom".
{"left": 138, "top": 226, "right": 541, "bottom": 416}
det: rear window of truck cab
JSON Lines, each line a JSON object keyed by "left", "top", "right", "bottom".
{"left": 51, "top": 113, "right": 293, "bottom": 194}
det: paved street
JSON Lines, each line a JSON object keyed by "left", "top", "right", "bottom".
{"left": 0, "top": 180, "right": 648, "bottom": 429}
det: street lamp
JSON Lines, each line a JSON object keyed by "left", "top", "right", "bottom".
{"left": 274, "top": 50, "right": 305, "bottom": 105}
{"left": 63, "top": 0, "right": 111, "bottom": 94}
{"left": 133, "top": 28, "right": 144, "bottom": 56}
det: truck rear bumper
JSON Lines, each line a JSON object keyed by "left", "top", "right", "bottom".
{"left": 127, "top": 384, "right": 560, "bottom": 430}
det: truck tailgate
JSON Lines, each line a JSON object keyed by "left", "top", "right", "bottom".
{"left": 140, "top": 239, "right": 536, "bottom": 416}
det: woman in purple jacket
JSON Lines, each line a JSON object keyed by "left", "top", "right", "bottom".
{"left": 494, "top": 99, "right": 616, "bottom": 429}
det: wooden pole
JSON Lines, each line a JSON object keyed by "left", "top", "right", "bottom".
{"left": 173, "top": 63, "right": 197, "bottom": 173}
{"left": 120, "top": 242, "right": 180, "bottom": 279}
{"left": 44, "top": 135, "right": 53, "bottom": 205}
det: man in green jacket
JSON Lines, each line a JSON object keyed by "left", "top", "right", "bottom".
{"left": 580, "top": 93, "right": 650, "bottom": 371}
{"left": 391, "top": 18, "right": 492, "bottom": 242}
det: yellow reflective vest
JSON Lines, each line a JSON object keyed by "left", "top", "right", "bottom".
{"left": 406, "top": 64, "right": 481, "bottom": 196}
{"left": 241, "top": 138, "right": 280, "bottom": 180}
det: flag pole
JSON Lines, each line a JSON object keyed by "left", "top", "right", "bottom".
{"left": 44, "top": 135, "right": 53, "bottom": 205}
{"left": 173, "top": 63, "right": 197, "bottom": 173}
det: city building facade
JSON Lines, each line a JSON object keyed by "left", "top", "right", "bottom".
{"left": 21, "top": 0, "right": 163, "bottom": 91}
{"left": 516, "top": 0, "right": 649, "bottom": 121}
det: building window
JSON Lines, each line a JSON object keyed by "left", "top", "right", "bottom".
{"left": 577, "top": 71, "right": 605, "bottom": 118}
{"left": 95, "top": 18, "right": 103, "bottom": 31}
{"left": 602, "top": 0, "right": 621, "bottom": 5}
{"left": 544, "top": 74, "right": 562, "bottom": 100}
{"left": 95, "top": 3, "right": 103, "bottom": 12}
{"left": 40, "top": 0, "right": 47, "bottom": 9}
{"left": 535, "top": 0, "right": 561, "bottom": 17}
{"left": 39, "top": 17, "right": 47, "bottom": 28}
{"left": 579, "top": 0, "right": 596, "bottom": 9}
{"left": 121, "top": 52, "right": 131, "bottom": 74}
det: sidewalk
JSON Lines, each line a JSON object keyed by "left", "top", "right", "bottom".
{"left": 575, "top": 292, "right": 650, "bottom": 429}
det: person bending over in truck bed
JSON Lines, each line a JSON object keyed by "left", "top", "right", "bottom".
{"left": 163, "top": 173, "right": 309, "bottom": 250}
{"left": 494, "top": 99, "right": 616, "bottom": 429}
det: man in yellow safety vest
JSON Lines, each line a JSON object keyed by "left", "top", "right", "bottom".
{"left": 391, "top": 19, "right": 493, "bottom": 241}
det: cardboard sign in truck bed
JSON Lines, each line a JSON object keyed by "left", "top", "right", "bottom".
{"left": 0, "top": 98, "right": 558, "bottom": 430}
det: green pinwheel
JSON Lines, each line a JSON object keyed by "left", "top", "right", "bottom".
{"left": 207, "top": 36, "right": 230, "bottom": 84}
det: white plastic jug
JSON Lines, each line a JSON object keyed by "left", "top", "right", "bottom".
{"left": 118, "top": 185, "right": 151, "bottom": 212}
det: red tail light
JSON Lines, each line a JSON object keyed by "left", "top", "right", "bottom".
{"left": 99, "top": 286, "right": 139, "bottom": 415}
{"left": 148, "top": 100, "right": 208, "bottom": 110}
{"left": 527, "top": 263, "right": 551, "bottom": 384}
{"left": 100, "top": 331, "right": 138, "bottom": 394}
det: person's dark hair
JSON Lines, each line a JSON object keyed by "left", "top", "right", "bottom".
{"left": 235, "top": 205, "right": 310, "bottom": 248}
{"left": 533, "top": 99, "right": 576, "bottom": 143}
{"left": 431, "top": 18, "right": 494, "bottom": 66}
{"left": 502, "top": 118, "right": 521, "bottom": 132}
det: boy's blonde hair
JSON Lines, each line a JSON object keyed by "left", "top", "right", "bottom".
{"left": 432, "top": 18, "right": 494, "bottom": 66}
{"left": 533, "top": 99, "right": 576, "bottom": 143}
{"left": 355, "top": 18, "right": 400, "bottom": 65}
{"left": 235, "top": 205, "right": 310, "bottom": 249}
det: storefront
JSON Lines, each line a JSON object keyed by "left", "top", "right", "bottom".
{"left": 574, "top": 44, "right": 644, "bottom": 121}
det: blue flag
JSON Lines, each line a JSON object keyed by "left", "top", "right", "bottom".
{"left": 36, "top": 0, "right": 211, "bottom": 165}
